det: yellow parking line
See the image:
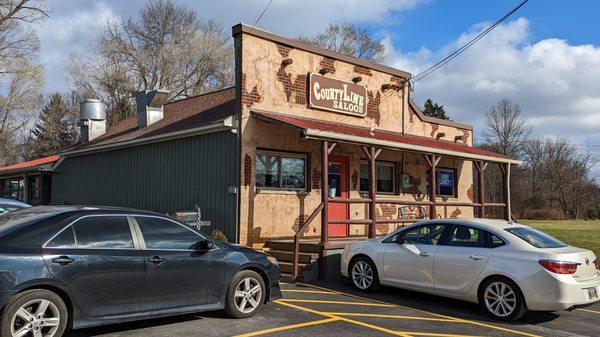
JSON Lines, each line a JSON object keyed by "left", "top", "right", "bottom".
{"left": 296, "top": 283, "right": 541, "bottom": 337}
{"left": 578, "top": 308, "right": 600, "bottom": 314}
{"left": 281, "top": 289, "right": 339, "bottom": 294}
{"left": 275, "top": 300, "right": 413, "bottom": 337}
{"left": 234, "top": 317, "right": 340, "bottom": 337}
{"left": 279, "top": 299, "right": 396, "bottom": 307}
{"left": 324, "top": 312, "right": 456, "bottom": 322}
{"left": 406, "top": 333, "right": 485, "bottom": 337}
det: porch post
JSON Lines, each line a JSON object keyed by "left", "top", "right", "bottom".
{"left": 424, "top": 154, "right": 441, "bottom": 219}
{"left": 22, "top": 174, "right": 28, "bottom": 204}
{"left": 321, "top": 140, "right": 329, "bottom": 243}
{"left": 501, "top": 162, "right": 512, "bottom": 221}
{"left": 368, "top": 146, "right": 377, "bottom": 238}
{"left": 475, "top": 161, "right": 487, "bottom": 218}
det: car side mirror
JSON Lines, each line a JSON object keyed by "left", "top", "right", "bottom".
{"left": 197, "top": 239, "right": 214, "bottom": 251}
{"left": 395, "top": 236, "right": 405, "bottom": 245}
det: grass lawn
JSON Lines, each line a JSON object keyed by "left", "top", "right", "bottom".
{"left": 520, "top": 220, "right": 600, "bottom": 257}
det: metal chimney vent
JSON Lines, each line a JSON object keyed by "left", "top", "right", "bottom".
{"left": 80, "top": 98, "right": 106, "bottom": 121}
{"left": 79, "top": 98, "right": 107, "bottom": 143}
{"left": 136, "top": 89, "right": 170, "bottom": 129}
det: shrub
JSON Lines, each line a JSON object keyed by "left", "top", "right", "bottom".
{"left": 211, "top": 229, "right": 229, "bottom": 243}
{"left": 522, "top": 208, "right": 565, "bottom": 220}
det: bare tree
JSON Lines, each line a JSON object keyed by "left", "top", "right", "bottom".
{"left": 540, "top": 138, "right": 597, "bottom": 219}
{"left": 483, "top": 98, "right": 532, "bottom": 157}
{"left": 0, "top": 0, "right": 47, "bottom": 165}
{"left": 301, "top": 23, "right": 387, "bottom": 62}
{"left": 69, "top": 0, "right": 233, "bottom": 125}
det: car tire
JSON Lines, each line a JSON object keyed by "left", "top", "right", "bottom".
{"left": 479, "top": 277, "right": 527, "bottom": 321}
{"left": 349, "top": 256, "right": 380, "bottom": 292}
{"left": 224, "top": 270, "right": 266, "bottom": 319}
{"left": 1, "top": 289, "right": 68, "bottom": 337}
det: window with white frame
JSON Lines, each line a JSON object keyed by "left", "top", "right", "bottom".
{"left": 360, "top": 161, "right": 395, "bottom": 194}
{"left": 436, "top": 168, "right": 456, "bottom": 197}
{"left": 256, "top": 151, "right": 307, "bottom": 190}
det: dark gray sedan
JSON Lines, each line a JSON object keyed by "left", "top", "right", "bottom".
{"left": 0, "top": 206, "right": 281, "bottom": 337}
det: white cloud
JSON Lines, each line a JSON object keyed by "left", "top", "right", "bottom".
{"left": 34, "top": 0, "right": 425, "bottom": 93}
{"left": 34, "top": 1, "right": 119, "bottom": 93}
{"left": 385, "top": 18, "right": 600, "bottom": 147}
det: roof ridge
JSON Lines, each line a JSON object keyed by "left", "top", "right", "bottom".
{"left": 166, "top": 86, "right": 236, "bottom": 106}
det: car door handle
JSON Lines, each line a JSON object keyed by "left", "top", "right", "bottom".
{"left": 469, "top": 255, "right": 485, "bottom": 261}
{"left": 51, "top": 256, "right": 74, "bottom": 266}
{"left": 419, "top": 252, "right": 431, "bottom": 257}
{"left": 147, "top": 256, "right": 165, "bottom": 264}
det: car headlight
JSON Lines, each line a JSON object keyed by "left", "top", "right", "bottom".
{"left": 267, "top": 255, "right": 278, "bottom": 265}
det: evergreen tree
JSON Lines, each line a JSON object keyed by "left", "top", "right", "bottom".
{"left": 28, "top": 93, "right": 78, "bottom": 159}
{"left": 423, "top": 99, "right": 451, "bottom": 120}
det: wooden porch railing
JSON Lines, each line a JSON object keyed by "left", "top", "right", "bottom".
{"left": 292, "top": 202, "right": 324, "bottom": 281}
{"left": 290, "top": 197, "right": 508, "bottom": 281}
{"left": 290, "top": 140, "right": 514, "bottom": 281}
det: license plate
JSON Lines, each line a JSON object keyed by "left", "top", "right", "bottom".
{"left": 587, "top": 287, "right": 598, "bottom": 299}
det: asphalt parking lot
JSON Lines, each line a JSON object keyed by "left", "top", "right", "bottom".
{"left": 66, "top": 280, "right": 600, "bottom": 337}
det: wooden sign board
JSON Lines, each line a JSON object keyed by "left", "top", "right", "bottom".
{"left": 308, "top": 73, "right": 368, "bottom": 117}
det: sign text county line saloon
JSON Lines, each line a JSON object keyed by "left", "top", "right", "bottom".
{"left": 309, "top": 73, "right": 368, "bottom": 117}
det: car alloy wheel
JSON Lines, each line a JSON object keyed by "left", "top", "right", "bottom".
{"left": 234, "top": 277, "right": 262, "bottom": 314}
{"left": 351, "top": 260, "right": 374, "bottom": 290}
{"left": 484, "top": 281, "right": 517, "bottom": 318}
{"left": 10, "top": 298, "right": 61, "bottom": 337}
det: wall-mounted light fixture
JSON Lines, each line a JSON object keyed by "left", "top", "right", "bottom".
{"left": 352, "top": 76, "right": 362, "bottom": 83}
{"left": 319, "top": 68, "right": 332, "bottom": 75}
{"left": 381, "top": 83, "right": 401, "bottom": 91}
{"left": 436, "top": 132, "right": 446, "bottom": 140}
{"left": 281, "top": 58, "right": 293, "bottom": 66}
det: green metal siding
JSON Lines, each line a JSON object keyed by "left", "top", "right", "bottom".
{"left": 52, "top": 131, "right": 239, "bottom": 242}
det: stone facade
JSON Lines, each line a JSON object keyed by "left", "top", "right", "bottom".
{"left": 234, "top": 27, "right": 475, "bottom": 247}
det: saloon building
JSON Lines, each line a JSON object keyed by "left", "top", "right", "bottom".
{"left": 0, "top": 24, "right": 520, "bottom": 280}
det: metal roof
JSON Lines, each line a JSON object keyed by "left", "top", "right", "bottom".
{"left": 252, "top": 110, "right": 521, "bottom": 164}
{"left": 0, "top": 155, "right": 60, "bottom": 175}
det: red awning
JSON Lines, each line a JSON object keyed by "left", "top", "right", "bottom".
{"left": 252, "top": 110, "right": 519, "bottom": 164}
{"left": 0, "top": 155, "right": 60, "bottom": 174}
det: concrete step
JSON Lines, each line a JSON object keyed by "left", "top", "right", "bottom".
{"left": 278, "top": 261, "right": 311, "bottom": 275}
{"left": 280, "top": 272, "right": 296, "bottom": 283}
{"left": 267, "top": 249, "right": 318, "bottom": 264}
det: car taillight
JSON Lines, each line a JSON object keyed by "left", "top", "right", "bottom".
{"left": 538, "top": 260, "right": 580, "bottom": 274}
{"left": 594, "top": 259, "right": 599, "bottom": 271}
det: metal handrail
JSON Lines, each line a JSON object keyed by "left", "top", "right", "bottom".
{"left": 292, "top": 202, "right": 324, "bottom": 281}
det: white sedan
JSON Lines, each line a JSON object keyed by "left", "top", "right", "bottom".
{"left": 341, "top": 219, "right": 600, "bottom": 321}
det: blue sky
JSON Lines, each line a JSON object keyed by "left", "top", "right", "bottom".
{"left": 377, "top": 0, "right": 600, "bottom": 52}
{"left": 32, "top": 0, "right": 600, "bottom": 171}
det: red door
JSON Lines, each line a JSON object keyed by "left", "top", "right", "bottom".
{"left": 328, "top": 155, "right": 349, "bottom": 237}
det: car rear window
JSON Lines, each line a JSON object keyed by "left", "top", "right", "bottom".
{"left": 505, "top": 227, "right": 567, "bottom": 248}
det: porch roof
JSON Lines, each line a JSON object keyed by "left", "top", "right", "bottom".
{"left": 252, "top": 110, "right": 521, "bottom": 164}
{"left": 0, "top": 155, "right": 60, "bottom": 176}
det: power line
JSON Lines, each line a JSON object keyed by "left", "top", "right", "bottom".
{"left": 412, "top": 0, "right": 529, "bottom": 83}
{"left": 248, "top": 0, "right": 274, "bottom": 34}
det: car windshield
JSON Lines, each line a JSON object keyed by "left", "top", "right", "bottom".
{"left": 0, "top": 204, "right": 23, "bottom": 215}
{"left": 0, "top": 208, "right": 56, "bottom": 235}
{"left": 505, "top": 227, "right": 567, "bottom": 248}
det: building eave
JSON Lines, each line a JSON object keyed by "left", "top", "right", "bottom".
{"left": 59, "top": 117, "right": 235, "bottom": 160}
{"left": 302, "top": 128, "right": 522, "bottom": 165}
{"left": 0, "top": 164, "right": 54, "bottom": 177}
{"left": 409, "top": 99, "right": 473, "bottom": 131}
